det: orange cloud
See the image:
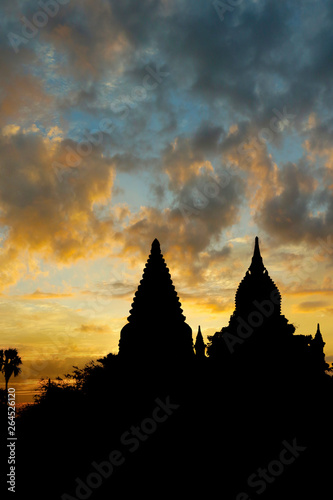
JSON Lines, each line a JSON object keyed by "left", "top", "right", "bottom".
{"left": 20, "top": 289, "right": 73, "bottom": 300}
{"left": 162, "top": 136, "right": 213, "bottom": 189}
{"left": 0, "top": 131, "right": 116, "bottom": 289}
{"left": 283, "top": 288, "right": 333, "bottom": 297}
{"left": 182, "top": 294, "right": 234, "bottom": 315}
{"left": 75, "top": 324, "right": 112, "bottom": 334}
{"left": 293, "top": 300, "right": 329, "bottom": 313}
{"left": 40, "top": 2, "right": 130, "bottom": 81}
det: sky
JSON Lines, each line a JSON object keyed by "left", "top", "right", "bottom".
{"left": 1, "top": 0, "right": 333, "bottom": 402}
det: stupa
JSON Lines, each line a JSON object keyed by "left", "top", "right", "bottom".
{"left": 118, "top": 239, "right": 193, "bottom": 363}
{"left": 207, "top": 237, "right": 295, "bottom": 362}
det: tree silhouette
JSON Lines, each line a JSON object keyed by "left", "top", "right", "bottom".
{"left": 0, "top": 348, "right": 22, "bottom": 392}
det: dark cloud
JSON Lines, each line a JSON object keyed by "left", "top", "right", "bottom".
{"left": 3, "top": 0, "right": 333, "bottom": 125}
{"left": 149, "top": 182, "right": 166, "bottom": 202}
{"left": 254, "top": 159, "right": 333, "bottom": 245}
{"left": 75, "top": 324, "right": 112, "bottom": 334}
{"left": 191, "top": 122, "right": 224, "bottom": 154}
{"left": 296, "top": 301, "right": 329, "bottom": 312}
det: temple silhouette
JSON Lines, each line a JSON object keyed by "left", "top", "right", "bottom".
{"left": 110, "top": 236, "right": 332, "bottom": 497}
{"left": 119, "top": 236, "right": 328, "bottom": 380}
{"left": 208, "top": 236, "right": 328, "bottom": 379}
{"left": 118, "top": 238, "right": 193, "bottom": 364}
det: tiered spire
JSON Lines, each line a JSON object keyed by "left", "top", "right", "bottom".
{"left": 313, "top": 323, "right": 325, "bottom": 347}
{"left": 310, "top": 323, "right": 328, "bottom": 375}
{"left": 249, "top": 236, "right": 265, "bottom": 274}
{"left": 194, "top": 326, "right": 206, "bottom": 359}
{"left": 118, "top": 239, "right": 193, "bottom": 362}
{"left": 126, "top": 238, "right": 187, "bottom": 326}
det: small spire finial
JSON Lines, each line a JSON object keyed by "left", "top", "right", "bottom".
{"left": 249, "top": 236, "right": 265, "bottom": 273}
{"left": 314, "top": 323, "right": 325, "bottom": 347}
{"left": 315, "top": 323, "right": 324, "bottom": 340}
{"left": 195, "top": 325, "right": 206, "bottom": 358}
{"left": 151, "top": 239, "right": 161, "bottom": 253}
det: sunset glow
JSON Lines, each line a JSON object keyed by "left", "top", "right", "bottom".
{"left": 1, "top": 0, "right": 333, "bottom": 402}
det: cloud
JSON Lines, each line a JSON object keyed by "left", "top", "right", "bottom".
{"left": 75, "top": 324, "right": 112, "bottom": 334}
{"left": 2, "top": 124, "right": 21, "bottom": 137}
{"left": 253, "top": 159, "right": 330, "bottom": 245}
{"left": 20, "top": 289, "right": 73, "bottom": 300}
{"left": 294, "top": 300, "right": 329, "bottom": 312}
{"left": 117, "top": 194, "right": 242, "bottom": 285}
{"left": 3, "top": 0, "right": 333, "bottom": 129}
{"left": 82, "top": 280, "right": 136, "bottom": 299}
{"left": 161, "top": 136, "right": 208, "bottom": 190}
{"left": 191, "top": 122, "right": 224, "bottom": 155}
{"left": 182, "top": 293, "right": 234, "bottom": 315}
{"left": 0, "top": 130, "right": 116, "bottom": 288}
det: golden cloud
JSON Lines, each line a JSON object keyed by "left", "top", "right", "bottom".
{"left": 162, "top": 136, "right": 213, "bottom": 189}
{"left": 19, "top": 289, "right": 74, "bottom": 300}
{"left": 75, "top": 323, "right": 112, "bottom": 334}
{"left": 293, "top": 300, "right": 330, "bottom": 313}
{"left": 0, "top": 131, "right": 116, "bottom": 289}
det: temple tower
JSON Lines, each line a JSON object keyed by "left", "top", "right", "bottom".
{"left": 207, "top": 237, "right": 295, "bottom": 363}
{"left": 234, "top": 236, "right": 281, "bottom": 319}
{"left": 310, "top": 323, "right": 329, "bottom": 375}
{"left": 194, "top": 326, "right": 206, "bottom": 359}
{"left": 118, "top": 239, "right": 193, "bottom": 363}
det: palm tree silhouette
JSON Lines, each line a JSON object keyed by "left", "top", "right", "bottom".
{"left": 0, "top": 348, "right": 22, "bottom": 392}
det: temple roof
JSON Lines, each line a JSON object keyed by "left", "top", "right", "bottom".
{"left": 235, "top": 236, "right": 281, "bottom": 314}
{"left": 195, "top": 326, "right": 205, "bottom": 346}
{"left": 119, "top": 239, "right": 193, "bottom": 360}
{"left": 314, "top": 323, "right": 325, "bottom": 346}
{"left": 249, "top": 236, "right": 265, "bottom": 274}
{"left": 126, "top": 239, "right": 187, "bottom": 326}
